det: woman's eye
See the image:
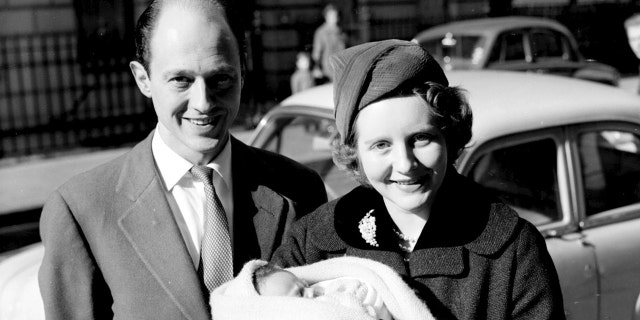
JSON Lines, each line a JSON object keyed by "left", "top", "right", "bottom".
{"left": 372, "top": 141, "right": 390, "bottom": 150}
{"left": 413, "top": 133, "right": 433, "bottom": 145}
{"left": 414, "top": 133, "right": 431, "bottom": 141}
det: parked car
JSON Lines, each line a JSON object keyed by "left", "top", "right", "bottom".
{"left": 412, "top": 16, "right": 620, "bottom": 86}
{"left": 2, "top": 71, "right": 640, "bottom": 319}
{"left": 249, "top": 71, "right": 640, "bottom": 319}
{"left": 0, "top": 147, "right": 129, "bottom": 319}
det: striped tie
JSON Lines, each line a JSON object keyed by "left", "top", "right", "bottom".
{"left": 190, "top": 165, "right": 233, "bottom": 292}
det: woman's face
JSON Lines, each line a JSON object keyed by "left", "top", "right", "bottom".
{"left": 355, "top": 95, "right": 448, "bottom": 215}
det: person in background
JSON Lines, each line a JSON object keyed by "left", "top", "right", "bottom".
{"left": 272, "top": 39, "right": 565, "bottom": 319}
{"left": 38, "top": 0, "right": 327, "bottom": 319}
{"left": 290, "top": 51, "right": 315, "bottom": 94}
{"left": 312, "top": 3, "right": 347, "bottom": 83}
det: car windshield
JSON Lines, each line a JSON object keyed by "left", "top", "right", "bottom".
{"left": 420, "top": 33, "right": 485, "bottom": 69}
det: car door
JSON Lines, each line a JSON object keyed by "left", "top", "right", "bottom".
{"left": 526, "top": 28, "right": 578, "bottom": 77}
{"left": 459, "top": 128, "right": 599, "bottom": 320}
{"left": 486, "top": 29, "right": 532, "bottom": 71}
{"left": 569, "top": 122, "right": 640, "bottom": 320}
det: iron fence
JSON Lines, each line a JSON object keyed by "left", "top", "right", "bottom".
{"left": 0, "top": 32, "right": 156, "bottom": 159}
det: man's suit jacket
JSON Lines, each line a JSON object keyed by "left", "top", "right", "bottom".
{"left": 38, "top": 133, "right": 327, "bottom": 320}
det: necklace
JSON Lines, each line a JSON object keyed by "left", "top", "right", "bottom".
{"left": 393, "top": 228, "right": 418, "bottom": 252}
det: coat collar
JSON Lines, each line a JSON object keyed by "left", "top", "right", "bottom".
{"left": 113, "top": 134, "right": 289, "bottom": 319}
{"left": 311, "top": 169, "right": 520, "bottom": 277}
{"left": 230, "top": 137, "right": 287, "bottom": 263}
{"left": 116, "top": 132, "right": 210, "bottom": 320}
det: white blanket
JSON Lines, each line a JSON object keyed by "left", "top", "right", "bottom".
{"left": 210, "top": 256, "right": 435, "bottom": 320}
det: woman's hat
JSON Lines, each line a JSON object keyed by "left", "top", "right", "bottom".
{"left": 330, "top": 39, "right": 448, "bottom": 144}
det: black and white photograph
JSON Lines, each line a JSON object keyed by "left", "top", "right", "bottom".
{"left": 1, "top": 0, "right": 640, "bottom": 319}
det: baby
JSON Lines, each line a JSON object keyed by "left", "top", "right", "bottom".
{"left": 253, "top": 263, "right": 392, "bottom": 320}
{"left": 209, "top": 257, "right": 434, "bottom": 320}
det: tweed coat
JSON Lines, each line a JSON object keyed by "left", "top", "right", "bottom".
{"left": 38, "top": 132, "right": 327, "bottom": 320}
{"left": 272, "top": 170, "right": 566, "bottom": 320}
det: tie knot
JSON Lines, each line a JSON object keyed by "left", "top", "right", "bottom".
{"left": 190, "top": 165, "right": 214, "bottom": 185}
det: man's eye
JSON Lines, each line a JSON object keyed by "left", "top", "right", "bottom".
{"left": 169, "top": 77, "right": 192, "bottom": 87}
{"left": 210, "top": 75, "right": 234, "bottom": 90}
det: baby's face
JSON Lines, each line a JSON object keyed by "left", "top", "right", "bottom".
{"left": 259, "top": 270, "right": 314, "bottom": 297}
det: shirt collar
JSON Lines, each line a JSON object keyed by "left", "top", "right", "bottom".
{"left": 152, "top": 129, "right": 233, "bottom": 191}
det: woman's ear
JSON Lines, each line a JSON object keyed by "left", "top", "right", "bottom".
{"left": 129, "top": 61, "right": 152, "bottom": 98}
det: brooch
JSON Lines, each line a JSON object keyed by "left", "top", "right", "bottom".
{"left": 358, "top": 209, "right": 378, "bottom": 247}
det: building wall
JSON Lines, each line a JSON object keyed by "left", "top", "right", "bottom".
{"left": 252, "top": 0, "right": 422, "bottom": 103}
{"left": 0, "top": 0, "right": 76, "bottom": 36}
{"left": 0, "top": 0, "right": 153, "bottom": 158}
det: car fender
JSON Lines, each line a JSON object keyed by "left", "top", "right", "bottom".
{"left": 633, "top": 291, "right": 640, "bottom": 320}
{"left": 573, "top": 61, "right": 620, "bottom": 86}
{"left": 0, "top": 243, "right": 44, "bottom": 320}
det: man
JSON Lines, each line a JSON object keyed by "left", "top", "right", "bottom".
{"left": 311, "top": 3, "right": 347, "bottom": 82}
{"left": 38, "top": 0, "right": 327, "bottom": 319}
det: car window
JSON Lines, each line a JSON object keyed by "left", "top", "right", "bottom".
{"left": 530, "top": 30, "right": 565, "bottom": 60}
{"left": 421, "top": 35, "right": 484, "bottom": 61}
{"left": 467, "top": 138, "right": 561, "bottom": 226}
{"left": 489, "top": 32, "right": 525, "bottom": 63}
{"left": 420, "top": 39, "right": 440, "bottom": 57}
{"left": 458, "top": 36, "right": 483, "bottom": 59}
{"left": 257, "top": 114, "right": 358, "bottom": 199}
{"left": 578, "top": 129, "right": 640, "bottom": 216}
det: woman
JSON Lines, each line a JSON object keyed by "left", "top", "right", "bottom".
{"left": 271, "top": 39, "right": 565, "bottom": 319}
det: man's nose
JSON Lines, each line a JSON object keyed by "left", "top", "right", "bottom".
{"left": 190, "top": 78, "right": 213, "bottom": 112}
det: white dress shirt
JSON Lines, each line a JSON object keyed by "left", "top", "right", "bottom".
{"left": 151, "top": 130, "right": 234, "bottom": 257}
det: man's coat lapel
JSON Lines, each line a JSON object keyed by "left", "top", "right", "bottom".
{"left": 116, "top": 135, "right": 210, "bottom": 320}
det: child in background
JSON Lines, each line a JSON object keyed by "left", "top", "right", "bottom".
{"left": 290, "top": 51, "right": 315, "bottom": 94}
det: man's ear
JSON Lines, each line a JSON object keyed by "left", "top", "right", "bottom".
{"left": 129, "top": 61, "right": 152, "bottom": 98}
{"left": 240, "top": 58, "right": 246, "bottom": 89}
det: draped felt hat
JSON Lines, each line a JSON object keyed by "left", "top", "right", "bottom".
{"left": 330, "top": 39, "right": 448, "bottom": 145}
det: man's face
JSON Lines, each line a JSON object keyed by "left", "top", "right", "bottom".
{"left": 131, "top": 4, "right": 243, "bottom": 164}
{"left": 325, "top": 9, "right": 339, "bottom": 26}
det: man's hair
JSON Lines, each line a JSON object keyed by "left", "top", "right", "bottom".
{"left": 133, "top": 0, "right": 246, "bottom": 72}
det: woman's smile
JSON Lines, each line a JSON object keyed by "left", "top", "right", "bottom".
{"left": 390, "top": 173, "right": 429, "bottom": 187}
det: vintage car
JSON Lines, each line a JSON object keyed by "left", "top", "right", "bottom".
{"left": 412, "top": 16, "right": 620, "bottom": 86}
{"left": 2, "top": 71, "right": 640, "bottom": 319}
{"left": 248, "top": 71, "right": 640, "bottom": 319}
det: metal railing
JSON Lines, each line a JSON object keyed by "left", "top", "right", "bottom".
{"left": 0, "top": 32, "right": 156, "bottom": 159}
